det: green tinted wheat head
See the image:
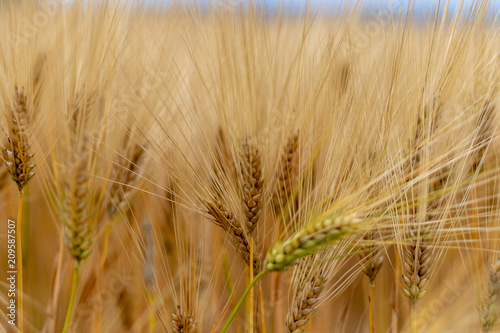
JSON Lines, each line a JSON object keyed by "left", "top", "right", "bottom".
{"left": 265, "top": 214, "right": 363, "bottom": 271}
{"left": 60, "top": 139, "right": 96, "bottom": 261}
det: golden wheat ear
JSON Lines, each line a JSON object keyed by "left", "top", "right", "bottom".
{"left": 471, "top": 101, "right": 495, "bottom": 174}
{"left": 205, "top": 199, "right": 260, "bottom": 271}
{"left": 274, "top": 132, "right": 299, "bottom": 211}
{"left": 401, "top": 226, "right": 432, "bottom": 304}
{"left": 106, "top": 138, "right": 148, "bottom": 219}
{"left": 359, "top": 231, "right": 384, "bottom": 286}
{"left": 285, "top": 259, "right": 325, "bottom": 333}
{"left": 481, "top": 259, "right": 500, "bottom": 332}
{"left": 239, "top": 139, "right": 264, "bottom": 234}
{"left": 172, "top": 305, "right": 197, "bottom": 333}
{"left": 214, "top": 126, "right": 236, "bottom": 184}
{"left": 3, "top": 86, "right": 36, "bottom": 192}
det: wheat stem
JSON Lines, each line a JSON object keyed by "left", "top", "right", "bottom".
{"left": 369, "top": 284, "right": 375, "bottom": 333}
{"left": 259, "top": 283, "right": 266, "bottom": 333}
{"left": 221, "top": 270, "right": 267, "bottom": 333}
{"left": 62, "top": 260, "right": 80, "bottom": 333}
{"left": 101, "top": 225, "right": 112, "bottom": 269}
{"left": 22, "top": 185, "right": 29, "bottom": 266}
{"left": 249, "top": 238, "right": 254, "bottom": 332}
{"left": 17, "top": 192, "right": 23, "bottom": 332}
{"left": 148, "top": 292, "right": 155, "bottom": 333}
{"left": 411, "top": 305, "right": 417, "bottom": 333}
{"left": 93, "top": 224, "right": 113, "bottom": 331}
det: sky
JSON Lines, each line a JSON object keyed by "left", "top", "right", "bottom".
{"left": 174, "top": 0, "right": 500, "bottom": 17}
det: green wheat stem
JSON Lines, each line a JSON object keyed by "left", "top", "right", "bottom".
{"left": 62, "top": 260, "right": 80, "bottom": 333}
{"left": 221, "top": 270, "right": 267, "bottom": 333}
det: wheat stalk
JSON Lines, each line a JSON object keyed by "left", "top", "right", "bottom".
{"left": 143, "top": 220, "right": 156, "bottom": 333}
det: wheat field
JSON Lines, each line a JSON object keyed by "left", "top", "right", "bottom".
{"left": 0, "top": 0, "right": 499, "bottom": 332}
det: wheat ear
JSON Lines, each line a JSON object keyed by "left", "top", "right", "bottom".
{"left": 265, "top": 214, "right": 362, "bottom": 271}
{"left": 107, "top": 139, "right": 147, "bottom": 219}
{"left": 240, "top": 140, "right": 263, "bottom": 234}
{"left": 172, "top": 305, "right": 197, "bottom": 333}
{"left": 471, "top": 101, "right": 495, "bottom": 173}
{"left": 482, "top": 259, "right": 500, "bottom": 332}
{"left": 285, "top": 263, "right": 325, "bottom": 333}
{"left": 401, "top": 225, "right": 432, "bottom": 305}
{"left": 359, "top": 231, "right": 384, "bottom": 286}
{"left": 4, "top": 87, "right": 35, "bottom": 191}
{"left": 61, "top": 142, "right": 94, "bottom": 261}
{"left": 214, "top": 126, "right": 236, "bottom": 183}
{"left": 401, "top": 176, "right": 444, "bottom": 305}
{"left": 205, "top": 199, "right": 260, "bottom": 271}
{"left": 274, "top": 132, "right": 299, "bottom": 209}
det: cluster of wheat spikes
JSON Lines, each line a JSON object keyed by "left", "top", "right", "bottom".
{"left": 2, "top": 0, "right": 500, "bottom": 332}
